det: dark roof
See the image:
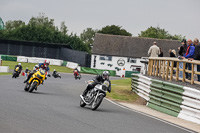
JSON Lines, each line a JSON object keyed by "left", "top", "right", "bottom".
{"left": 92, "top": 33, "right": 181, "bottom": 58}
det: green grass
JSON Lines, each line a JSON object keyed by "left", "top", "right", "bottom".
{"left": 107, "top": 78, "right": 140, "bottom": 103}
{"left": 0, "top": 73, "right": 12, "bottom": 75}
{"left": 2, "top": 60, "right": 73, "bottom": 73}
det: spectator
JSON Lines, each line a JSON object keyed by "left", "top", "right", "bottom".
{"left": 169, "top": 49, "right": 177, "bottom": 74}
{"left": 158, "top": 47, "right": 163, "bottom": 57}
{"left": 190, "top": 38, "right": 200, "bottom": 81}
{"left": 178, "top": 39, "right": 187, "bottom": 56}
{"left": 182, "top": 39, "right": 195, "bottom": 80}
{"left": 169, "top": 49, "right": 176, "bottom": 57}
{"left": 148, "top": 41, "right": 160, "bottom": 57}
{"left": 178, "top": 39, "right": 187, "bottom": 78}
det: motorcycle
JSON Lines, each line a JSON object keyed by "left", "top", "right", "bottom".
{"left": 12, "top": 67, "right": 20, "bottom": 78}
{"left": 52, "top": 72, "right": 61, "bottom": 78}
{"left": 24, "top": 69, "right": 46, "bottom": 93}
{"left": 80, "top": 80, "right": 110, "bottom": 110}
{"left": 74, "top": 70, "right": 81, "bottom": 80}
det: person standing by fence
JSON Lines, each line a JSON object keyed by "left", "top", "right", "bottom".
{"left": 148, "top": 41, "right": 160, "bottom": 57}
{"left": 178, "top": 39, "right": 187, "bottom": 78}
{"left": 190, "top": 38, "right": 200, "bottom": 81}
{"left": 182, "top": 39, "right": 195, "bottom": 80}
{"left": 169, "top": 49, "right": 177, "bottom": 74}
{"left": 158, "top": 47, "right": 163, "bottom": 57}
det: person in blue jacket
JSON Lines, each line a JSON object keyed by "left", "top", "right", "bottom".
{"left": 181, "top": 39, "right": 195, "bottom": 80}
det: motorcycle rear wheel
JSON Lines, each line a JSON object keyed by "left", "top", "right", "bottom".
{"left": 91, "top": 95, "right": 104, "bottom": 110}
{"left": 29, "top": 81, "right": 37, "bottom": 93}
{"left": 80, "top": 99, "right": 86, "bottom": 107}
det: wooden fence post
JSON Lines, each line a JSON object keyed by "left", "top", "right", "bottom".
{"left": 191, "top": 64, "right": 194, "bottom": 84}
{"left": 176, "top": 62, "right": 180, "bottom": 81}
{"left": 170, "top": 61, "right": 174, "bottom": 81}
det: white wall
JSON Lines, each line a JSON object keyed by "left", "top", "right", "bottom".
{"left": 91, "top": 54, "right": 147, "bottom": 76}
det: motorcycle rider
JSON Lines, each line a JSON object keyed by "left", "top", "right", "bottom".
{"left": 82, "top": 71, "right": 111, "bottom": 97}
{"left": 52, "top": 69, "right": 61, "bottom": 78}
{"left": 14, "top": 63, "right": 23, "bottom": 74}
{"left": 73, "top": 67, "right": 80, "bottom": 77}
{"left": 39, "top": 60, "right": 50, "bottom": 74}
{"left": 24, "top": 67, "right": 31, "bottom": 78}
{"left": 23, "top": 65, "right": 39, "bottom": 83}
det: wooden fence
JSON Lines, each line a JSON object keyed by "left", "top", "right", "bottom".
{"left": 148, "top": 57, "right": 200, "bottom": 85}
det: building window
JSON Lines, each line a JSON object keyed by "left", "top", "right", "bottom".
{"left": 99, "top": 56, "right": 112, "bottom": 61}
{"left": 127, "top": 58, "right": 137, "bottom": 63}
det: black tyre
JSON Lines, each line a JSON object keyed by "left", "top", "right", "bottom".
{"left": 12, "top": 73, "right": 16, "bottom": 78}
{"left": 80, "top": 99, "right": 86, "bottom": 107}
{"left": 91, "top": 95, "right": 104, "bottom": 110}
{"left": 29, "top": 81, "right": 38, "bottom": 93}
{"left": 24, "top": 83, "right": 30, "bottom": 91}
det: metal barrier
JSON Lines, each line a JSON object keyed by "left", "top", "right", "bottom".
{"left": 148, "top": 57, "right": 200, "bottom": 85}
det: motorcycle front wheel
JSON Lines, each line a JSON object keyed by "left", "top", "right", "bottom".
{"left": 29, "top": 81, "right": 38, "bottom": 93}
{"left": 24, "top": 83, "right": 30, "bottom": 91}
{"left": 80, "top": 99, "right": 86, "bottom": 107}
{"left": 91, "top": 95, "right": 104, "bottom": 110}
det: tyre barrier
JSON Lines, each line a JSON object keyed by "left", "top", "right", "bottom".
{"left": 132, "top": 74, "right": 200, "bottom": 124}
{"left": 0, "top": 66, "right": 9, "bottom": 72}
{"left": 17, "top": 56, "right": 63, "bottom": 66}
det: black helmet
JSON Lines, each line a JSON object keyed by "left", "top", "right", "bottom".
{"left": 102, "top": 71, "right": 109, "bottom": 80}
{"left": 181, "top": 39, "right": 186, "bottom": 44}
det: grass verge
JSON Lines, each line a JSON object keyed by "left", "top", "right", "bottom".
{"left": 107, "top": 78, "right": 142, "bottom": 103}
{"left": 0, "top": 73, "right": 12, "bottom": 75}
{"left": 2, "top": 61, "right": 73, "bottom": 73}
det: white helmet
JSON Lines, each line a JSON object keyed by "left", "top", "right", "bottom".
{"left": 33, "top": 65, "right": 39, "bottom": 71}
{"left": 102, "top": 71, "right": 110, "bottom": 80}
{"left": 18, "top": 63, "right": 21, "bottom": 66}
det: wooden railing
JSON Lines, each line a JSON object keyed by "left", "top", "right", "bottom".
{"left": 148, "top": 57, "right": 200, "bottom": 85}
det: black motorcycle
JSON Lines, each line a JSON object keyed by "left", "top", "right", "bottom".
{"left": 52, "top": 72, "right": 61, "bottom": 78}
{"left": 80, "top": 80, "right": 109, "bottom": 110}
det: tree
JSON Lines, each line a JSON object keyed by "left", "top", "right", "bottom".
{"left": 0, "top": 13, "right": 90, "bottom": 53}
{"left": 28, "top": 13, "right": 55, "bottom": 30}
{"left": 98, "top": 25, "right": 132, "bottom": 36}
{"left": 138, "top": 26, "right": 184, "bottom": 40}
{"left": 5, "top": 20, "right": 25, "bottom": 31}
{"left": 80, "top": 28, "right": 98, "bottom": 52}
{"left": 60, "top": 21, "right": 68, "bottom": 35}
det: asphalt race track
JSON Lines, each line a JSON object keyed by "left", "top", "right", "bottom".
{"left": 0, "top": 73, "right": 196, "bottom": 133}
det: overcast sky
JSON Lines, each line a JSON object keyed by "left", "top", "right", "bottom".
{"left": 1, "top": 0, "right": 199, "bottom": 39}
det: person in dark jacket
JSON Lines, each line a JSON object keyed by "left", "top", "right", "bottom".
{"left": 178, "top": 39, "right": 187, "bottom": 78}
{"left": 158, "top": 47, "right": 163, "bottom": 57}
{"left": 82, "top": 71, "right": 111, "bottom": 97}
{"left": 190, "top": 38, "right": 200, "bottom": 81}
{"left": 178, "top": 39, "right": 187, "bottom": 56}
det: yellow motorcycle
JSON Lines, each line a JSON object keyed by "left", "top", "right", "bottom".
{"left": 24, "top": 69, "right": 46, "bottom": 93}
{"left": 12, "top": 67, "right": 20, "bottom": 78}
